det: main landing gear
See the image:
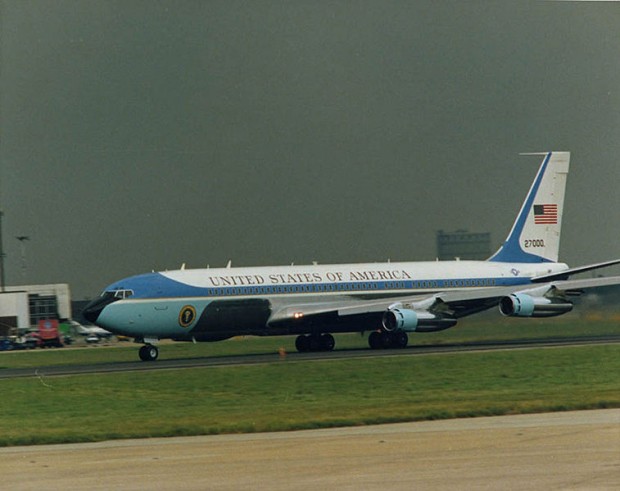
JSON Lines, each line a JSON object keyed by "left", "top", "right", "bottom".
{"left": 139, "top": 344, "right": 159, "bottom": 361}
{"left": 368, "top": 330, "right": 409, "bottom": 349}
{"left": 295, "top": 333, "right": 335, "bottom": 353}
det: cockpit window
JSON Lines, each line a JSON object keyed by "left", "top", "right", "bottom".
{"left": 115, "top": 289, "right": 134, "bottom": 299}
{"left": 102, "top": 289, "right": 134, "bottom": 300}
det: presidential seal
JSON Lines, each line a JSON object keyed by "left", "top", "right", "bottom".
{"left": 178, "top": 305, "right": 197, "bottom": 328}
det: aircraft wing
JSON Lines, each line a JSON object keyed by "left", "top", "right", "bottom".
{"left": 531, "top": 259, "right": 620, "bottom": 282}
{"left": 268, "top": 275, "right": 620, "bottom": 326}
{"left": 544, "top": 275, "right": 620, "bottom": 292}
{"left": 267, "top": 288, "right": 505, "bottom": 326}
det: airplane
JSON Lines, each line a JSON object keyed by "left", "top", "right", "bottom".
{"left": 83, "top": 151, "right": 620, "bottom": 361}
{"left": 67, "top": 320, "right": 114, "bottom": 338}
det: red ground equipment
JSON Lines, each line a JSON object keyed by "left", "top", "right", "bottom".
{"left": 34, "top": 319, "right": 64, "bottom": 348}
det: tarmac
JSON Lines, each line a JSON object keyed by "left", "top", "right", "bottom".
{"left": 1, "top": 409, "right": 618, "bottom": 490}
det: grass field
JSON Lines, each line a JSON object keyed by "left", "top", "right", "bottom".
{"left": 0, "top": 316, "right": 618, "bottom": 369}
{"left": 0, "top": 343, "right": 618, "bottom": 447}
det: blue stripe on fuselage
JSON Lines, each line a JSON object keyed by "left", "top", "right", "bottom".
{"left": 108, "top": 272, "right": 533, "bottom": 299}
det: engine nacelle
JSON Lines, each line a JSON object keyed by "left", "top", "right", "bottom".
{"left": 382, "top": 308, "right": 419, "bottom": 332}
{"left": 382, "top": 308, "right": 458, "bottom": 333}
{"left": 499, "top": 293, "right": 573, "bottom": 318}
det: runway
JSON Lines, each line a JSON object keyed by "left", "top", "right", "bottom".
{"left": 1, "top": 409, "right": 618, "bottom": 490}
{"left": 1, "top": 335, "right": 618, "bottom": 379}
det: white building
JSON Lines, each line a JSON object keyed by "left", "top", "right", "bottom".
{"left": 0, "top": 284, "right": 71, "bottom": 335}
{"left": 0, "top": 291, "right": 30, "bottom": 333}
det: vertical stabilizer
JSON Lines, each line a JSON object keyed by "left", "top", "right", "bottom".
{"left": 489, "top": 152, "right": 570, "bottom": 263}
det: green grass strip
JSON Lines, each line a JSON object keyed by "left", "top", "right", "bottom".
{"left": 0, "top": 344, "right": 618, "bottom": 447}
{"left": 1, "top": 318, "right": 618, "bottom": 369}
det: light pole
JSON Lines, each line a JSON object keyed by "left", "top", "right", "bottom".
{"left": 0, "top": 211, "right": 4, "bottom": 291}
{"left": 16, "top": 236, "right": 30, "bottom": 282}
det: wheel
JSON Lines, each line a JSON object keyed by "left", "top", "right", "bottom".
{"left": 380, "top": 332, "right": 393, "bottom": 349}
{"left": 295, "top": 335, "right": 310, "bottom": 352}
{"left": 392, "top": 331, "right": 408, "bottom": 349}
{"left": 368, "top": 331, "right": 382, "bottom": 349}
{"left": 147, "top": 345, "right": 159, "bottom": 361}
{"left": 319, "top": 333, "right": 335, "bottom": 351}
{"left": 139, "top": 344, "right": 159, "bottom": 361}
{"left": 308, "top": 335, "right": 322, "bottom": 352}
{"left": 138, "top": 345, "right": 148, "bottom": 360}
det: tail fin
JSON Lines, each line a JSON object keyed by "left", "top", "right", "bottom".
{"left": 489, "top": 151, "right": 570, "bottom": 264}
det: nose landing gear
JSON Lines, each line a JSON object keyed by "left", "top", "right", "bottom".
{"left": 139, "top": 344, "right": 159, "bottom": 361}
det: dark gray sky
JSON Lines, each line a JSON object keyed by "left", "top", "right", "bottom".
{"left": 1, "top": 1, "right": 619, "bottom": 299}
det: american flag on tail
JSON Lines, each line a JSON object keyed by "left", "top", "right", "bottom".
{"left": 533, "top": 204, "right": 558, "bottom": 224}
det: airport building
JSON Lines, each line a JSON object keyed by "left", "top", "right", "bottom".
{"left": 436, "top": 229, "right": 491, "bottom": 261}
{"left": 0, "top": 284, "right": 71, "bottom": 336}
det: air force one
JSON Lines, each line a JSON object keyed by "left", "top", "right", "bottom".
{"left": 84, "top": 152, "right": 620, "bottom": 361}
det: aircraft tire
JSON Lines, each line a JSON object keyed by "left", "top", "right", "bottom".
{"left": 380, "top": 332, "right": 393, "bottom": 349}
{"left": 319, "top": 333, "right": 335, "bottom": 351}
{"left": 139, "top": 344, "right": 159, "bottom": 361}
{"left": 295, "top": 335, "right": 309, "bottom": 353}
{"left": 368, "top": 331, "right": 382, "bottom": 349}
{"left": 392, "top": 331, "right": 408, "bottom": 349}
{"left": 308, "top": 335, "right": 322, "bottom": 352}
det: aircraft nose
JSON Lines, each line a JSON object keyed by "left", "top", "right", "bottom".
{"left": 83, "top": 293, "right": 119, "bottom": 324}
{"left": 82, "top": 299, "right": 104, "bottom": 324}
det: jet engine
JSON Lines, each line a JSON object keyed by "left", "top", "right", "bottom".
{"left": 382, "top": 308, "right": 419, "bottom": 332}
{"left": 382, "top": 308, "right": 457, "bottom": 333}
{"left": 499, "top": 293, "right": 573, "bottom": 318}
